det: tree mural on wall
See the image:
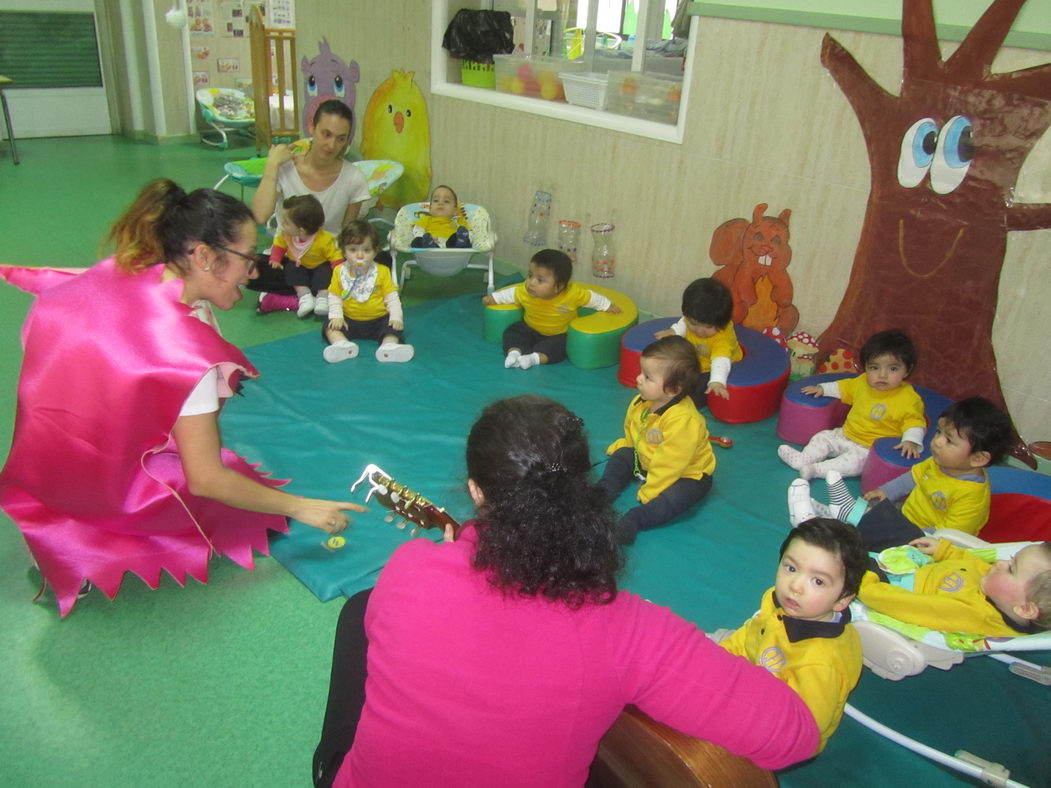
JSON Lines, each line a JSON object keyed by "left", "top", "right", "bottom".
{"left": 818, "top": 0, "right": 1051, "bottom": 456}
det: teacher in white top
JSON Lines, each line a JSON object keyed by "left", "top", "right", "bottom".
{"left": 252, "top": 100, "right": 371, "bottom": 236}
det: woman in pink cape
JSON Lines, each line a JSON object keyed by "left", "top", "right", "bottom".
{"left": 0, "top": 179, "right": 364, "bottom": 617}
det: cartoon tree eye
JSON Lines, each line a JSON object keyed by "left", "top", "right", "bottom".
{"left": 897, "top": 118, "right": 938, "bottom": 188}
{"left": 334, "top": 75, "right": 345, "bottom": 97}
{"left": 387, "top": 104, "right": 393, "bottom": 114}
{"left": 930, "top": 115, "right": 974, "bottom": 194}
{"left": 307, "top": 75, "right": 318, "bottom": 97}
{"left": 406, "top": 108, "right": 412, "bottom": 118}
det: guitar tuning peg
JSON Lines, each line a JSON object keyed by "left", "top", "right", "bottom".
{"left": 410, "top": 526, "right": 419, "bottom": 538}
{"left": 384, "top": 513, "right": 395, "bottom": 523}
{"left": 396, "top": 520, "right": 407, "bottom": 530}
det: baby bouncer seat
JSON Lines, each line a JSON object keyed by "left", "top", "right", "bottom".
{"left": 196, "top": 88, "right": 255, "bottom": 150}
{"left": 389, "top": 202, "right": 496, "bottom": 293}
{"left": 844, "top": 529, "right": 1050, "bottom": 786}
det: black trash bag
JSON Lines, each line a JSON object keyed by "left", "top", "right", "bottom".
{"left": 442, "top": 9, "right": 515, "bottom": 64}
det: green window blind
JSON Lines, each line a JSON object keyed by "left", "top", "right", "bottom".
{"left": 0, "top": 11, "right": 103, "bottom": 88}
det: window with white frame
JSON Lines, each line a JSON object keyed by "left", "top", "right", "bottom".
{"left": 430, "top": 0, "right": 696, "bottom": 144}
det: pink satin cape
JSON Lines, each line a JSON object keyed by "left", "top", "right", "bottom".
{"left": 0, "top": 261, "right": 288, "bottom": 617}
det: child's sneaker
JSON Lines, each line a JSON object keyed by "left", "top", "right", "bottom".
{"left": 314, "top": 294, "right": 329, "bottom": 317}
{"left": 323, "top": 340, "right": 359, "bottom": 363}
{"left": 376, "top": 342, "right": 414, "bottom": 363}
{"left": 504, "top": 349, "right": 521, "bottom": 369}
{"left": 257, "top": 292, "right": 298, "bottom": 313}
{"left": 787, "top": 479, "right": 817, "bottom": 527}
{"left": 297, "top": 293, "right": 316, "bottom": 318}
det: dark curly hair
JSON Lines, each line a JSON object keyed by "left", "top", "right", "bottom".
{"left": 781, "top": 518, "right": 868, "bottom": 599}
{"left": 466, "top": 395, "right": 623, "bottom": 608}
{"left": 940, "top": 397, "right": 1013, "bottom": 466}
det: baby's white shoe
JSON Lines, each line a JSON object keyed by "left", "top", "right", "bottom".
{"left": 787, "top": 479, "right": 817, "bottom": 527}
{"left": 323, "top": 340, "right": 359, "bottom": 363}
{"left": 313, "top": 294, "right": 329, "bottom": 316}
{"left": 504, "top": 349, "right": 521, "bottom": 369}
{"left": 376, "top": 342, "right": 414, "bottom": 363}
{"left": 297, "top": 293, "right": 315, "bottom": 318}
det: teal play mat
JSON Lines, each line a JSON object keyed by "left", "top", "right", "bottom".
{"left": 220, "top": 294, "right": 1049, "bottom": 788}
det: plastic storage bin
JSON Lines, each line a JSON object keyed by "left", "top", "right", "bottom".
{"left": 495, "top": 54, "right": 585, "bottom": 102}
{"left": 559, "top": 71, "right": 609, "bottom": 110}
{"left": 606, "top": 71, "right": 683, "bottom": 124}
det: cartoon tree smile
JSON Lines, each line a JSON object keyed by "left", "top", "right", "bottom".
{"left": 818, "top": 0, "right": 1051, "bottom": 456}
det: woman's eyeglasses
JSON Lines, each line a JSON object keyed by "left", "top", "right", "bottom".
{"left": 213, "top": 245, "right": 259, "bottom": 276}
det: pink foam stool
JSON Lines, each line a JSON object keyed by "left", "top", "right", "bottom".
{"left": 775, "top": 373, "right": 852, "bottom": 445}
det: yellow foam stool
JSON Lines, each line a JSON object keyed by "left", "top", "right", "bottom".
{"left": 567, "top": 284, "right": 638, "bottom": 369}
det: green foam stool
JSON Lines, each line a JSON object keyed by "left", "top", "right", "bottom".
{"left": 484, "top": 303, "right": 523, "bottom": 344}
{"left": 567, "top": 284, "right": 638, "bottom": 369}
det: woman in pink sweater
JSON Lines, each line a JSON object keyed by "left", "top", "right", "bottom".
{"left": 314, "top": 396, "right": 819, "bottom": 787}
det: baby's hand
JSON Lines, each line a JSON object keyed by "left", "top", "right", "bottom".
{"left": 654, "top": 329, "right": 675, "bottom": 339}
{"left": 909, "top": 536, "right": 940, "bottom": 555}
{"left": 481, "top": 295, "right": 496, "bottom": 306}
{"left": 268, "top": 259, "right": 282, "bottom": 269}
{"left": 390, "top": 319, "right": 404, "bottom": 331}
{"left": 328, "top": 318, "right": 346, "bottom": 330}
{"left": 863, "top": 488, "right": 888, "bottom": 503}
{"left": 606, "top": 304, "right": 622, "bottom": 315}
{"left": 706, "top": 381, "right": 730, "bottom": 400}
{"left": 801, "top": 385, "right": 824, "bottom": 397}
{"left": 896, "top": 440, "right": 922, "bottom": 458}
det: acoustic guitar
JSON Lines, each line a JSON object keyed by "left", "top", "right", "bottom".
{"left": 350, "top": 464, "right": 462, "bottom": 540}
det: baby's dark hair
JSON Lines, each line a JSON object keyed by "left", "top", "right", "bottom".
{"left": 940, "top": 397, "right": 1013, "bottom": 466}
{"left": 781, "top": 518, "right": 868, "bottom": 600}
{"left": 282, "top": 194, "right": 325, "bottom": 235}
{"left": 530, "top": 249, "right": 573, "bottom": 290}
{"left": 466, "top": 395, "right": 622, "bottom": 608}
{"left": 431, "top": 184, "right": 458, "bottom": 205}
{"left": 338, "top": 219, "right": 380, "bottom": 251}
{"left": 641, "top": 336, "right": 699, "bottom": 397}
{"left": 682, "top": 278, "right": 733, "bottom": 328}
{"left": 1026, "top": 543, "right": 1051, "bottom": 630}
{"left": 860, "top": 330, "right": 917, "bottom": 374}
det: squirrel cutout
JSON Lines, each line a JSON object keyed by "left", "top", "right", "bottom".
{"left": 710, "top": 203, "right": 799, "bottom": 336}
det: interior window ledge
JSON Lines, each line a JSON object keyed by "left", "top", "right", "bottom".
{"left": 430, "top": 82, "right": 685, "bottom": 144}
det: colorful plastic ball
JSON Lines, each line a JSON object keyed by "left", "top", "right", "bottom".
{"left": 517, "top": 63, "right": 535, "bottom": 80}
{"left": 508, "top": 77, "right": 525, "bottom": 95}
{"left": 540, "top": 81, "right": 559, "bottom": 100}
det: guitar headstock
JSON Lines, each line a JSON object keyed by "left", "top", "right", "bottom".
{"left": 351, "top": 463, "right": 461, "bottom": 540}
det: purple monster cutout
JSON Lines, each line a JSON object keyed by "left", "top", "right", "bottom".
{"left": 301, "top": 38, "right": 360, "bottom": 139}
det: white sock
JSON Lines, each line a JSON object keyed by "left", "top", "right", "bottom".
{"left": 297, "top": 293, "right": 315, "bottom": 318}
{"left": 777, "top": 444, "right": 808, "bottom": 470}
{"left": 504, "top": 349, "right": 521, "bottom": 369}
{"left": 313, "top": 294, "right": 329, "bottom": 316}
{"left": 516, "top": 352, "right": 541, "bottom": 370}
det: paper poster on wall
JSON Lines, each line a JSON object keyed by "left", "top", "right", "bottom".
{"left": 266, "top": 0, "right": 294, "bottom": 29}
{"left": 191, "top": 46, "right": 210, "bottom": 61}
{"left": 193, "top": 71, "right": 209, "bottom": 87}
{"left": 220, "top": 1, "right": 245, "bottom": 37}
{"left": 188, "top": 0, "right": 214, "bottom": 34}
{"left": 217, "top": 58, "right": 239, "bottom": 73}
